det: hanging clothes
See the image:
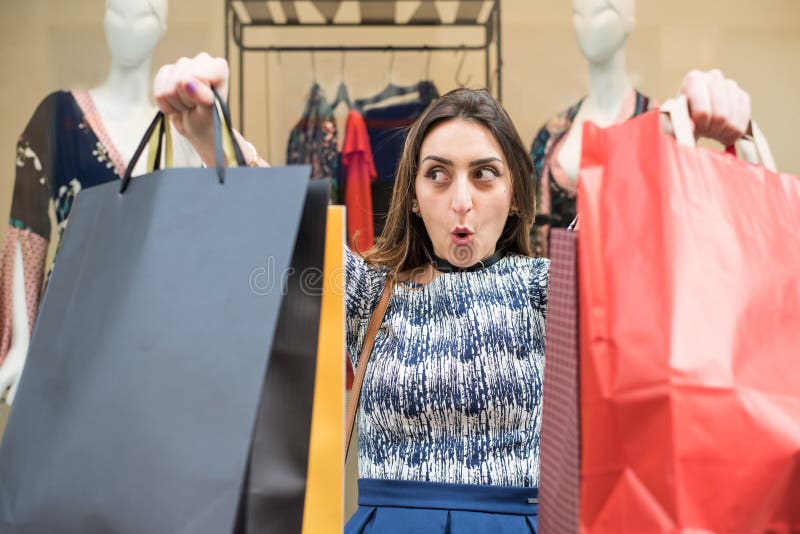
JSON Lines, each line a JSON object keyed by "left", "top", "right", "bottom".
{"left": 0, "top": 90, "right": 199, "bottom": 368}
{"left": 286, "top": 83, "right": 340, "bottom": 200}
{"left": 363, "top": 81, "right": 439, "bottom": 236}
{"left": 341, "top": 109, "right": 377, "bottom": 254}
{"left": 341, "top": 108, "right": 376, "bottom": 392}
{"left": 530, "top": 90, "right": 655, "bottom": 257}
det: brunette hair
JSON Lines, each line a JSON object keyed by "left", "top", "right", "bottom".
{"left": 362, "top": 88, "right": 534, "bottom": 273}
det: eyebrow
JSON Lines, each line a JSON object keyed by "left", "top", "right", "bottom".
{"left": 421, "top": 155, "right": 503, "bottom": 167}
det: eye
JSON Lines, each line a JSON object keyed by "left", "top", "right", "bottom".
{"left": 474, "top": 167, "right": 500, "bottom": 180}
{"left": 424, "top": 167, "right": 449, "bottom": 182}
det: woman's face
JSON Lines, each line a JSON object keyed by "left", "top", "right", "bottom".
{"left": 104, "top": 0, "right": 166, "bottom": 67}
{"left": 572, "top": 0, "right": 633, "bottom": 64}
{"left": 414, "top": 118, "right": 513, "bottom": 268}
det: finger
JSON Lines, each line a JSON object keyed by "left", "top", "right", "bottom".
{"left": 170, "top": 57, "right": 197, "bottom": 111}
{"left": 175, "top": 79, "right": 198, "bottom": 110}
{"left": 706, "top": 77, "right": 731, "bottom": 140}
{"left": 680, "top": 70, "right": 712, "bottom": 135}
{"left": 193, "top": 57, "right": 230, "bottom": 101}
{"left": 717, "top": 89, "right": 747, "bottom": 147}
{"left": 154, "top": 64, "right": 181, "bottom": 115}
{"left": 177, "top": 60, "right": 216, "bottom": 109}
{"left": 163, "top": 58, "right": 192, "bottom": 113}
{"left": 728, "top": 81, "right": 750, "bottom": 138}
{"left": 182, "top": 78, "right": 216, "bottom": 108}
{"left": 716, "top": 79, "right": 753, "bottom": 147}
{"left": 163, "top": 94, "right": 190, "bottom": 114}
{"left": 706, "top": 68, "right": 724, "bottom": 83}
{"left": 175, "top": 56, "right": 220, "bottom": 108}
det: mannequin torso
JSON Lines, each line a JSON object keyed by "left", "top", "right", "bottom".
{"left": 557, "top": 51, "right": 634, "bottom": 180}
{"left": 0, "top": 0, "right": 170, "bottom": 405}
{"left": 530, "top": 0, "right": 654, "bottom": 257}
{"left": 89, "top": 69, "right": 158, "bottom": 173}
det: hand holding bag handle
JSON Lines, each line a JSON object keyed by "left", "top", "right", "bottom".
{"left": 344, "top": 275, "right": 394, "bottom": 460}
{"left": 660, "top": 93, "right": 777, "bottom": 172}
{"left": 119, "top": 87, "right": 245, "bottom": 193}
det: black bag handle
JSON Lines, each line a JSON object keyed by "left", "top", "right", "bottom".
{"left": 120, "top": 88, "right": 246, "bottom": 194}
{"left": 211, "top": 86, "right": 246, "bottom": 184}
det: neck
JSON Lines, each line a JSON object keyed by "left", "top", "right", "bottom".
{"left": 432, "top": 249, "right": 505, "bottom": 273}
{"left": 586, "top": 48, "right": 632, "bottom": 112}
{"left": 94, "top": 60, "right": 153, "bottom": 114}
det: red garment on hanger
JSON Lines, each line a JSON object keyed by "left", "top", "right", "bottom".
{"left": 342, "top": 110, "right": 377, "bottom": 254}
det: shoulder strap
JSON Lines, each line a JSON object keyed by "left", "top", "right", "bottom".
{"left": 344, "top": 276, "right": 394, "bottom": 460}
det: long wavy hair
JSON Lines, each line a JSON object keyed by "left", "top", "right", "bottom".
{"left": 362, "top": 88, "right": 535, "bottom": 273}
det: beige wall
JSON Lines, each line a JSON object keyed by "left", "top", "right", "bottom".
{"left": 2, "top": 1, "right": 799, "bottom": 254}
{"left": 2, "top": 2, "right": 799, "bottom": 249}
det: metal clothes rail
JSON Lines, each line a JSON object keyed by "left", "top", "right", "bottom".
{"left": 224, "top": 0, "right": 502, "bottom": 132}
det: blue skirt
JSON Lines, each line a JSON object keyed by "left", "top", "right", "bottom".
{"left": 346, "top": 478, "right": 539, "bottom": 533}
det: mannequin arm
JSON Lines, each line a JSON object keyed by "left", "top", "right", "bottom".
{"left": 0, "top": 93, "right": 55, "bottom": 405}
{"left": 0, "top": 241, "right": 31, "bottom": 405}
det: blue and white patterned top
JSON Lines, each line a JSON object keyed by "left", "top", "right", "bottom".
{"left": 346, "top": 248, "right": 550, "bottom": 488}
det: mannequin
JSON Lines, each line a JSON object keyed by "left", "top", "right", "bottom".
{"left": 530, "top": 0, "right": 655, "bottom": 257}
{"left": 0, "top": 0, "right": 196, "bottom": 405}
{"left": 91, "top": 0, "right": 168, "bottom": 170}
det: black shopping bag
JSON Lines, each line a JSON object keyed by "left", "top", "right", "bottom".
{"left": 0, "top": 94, "right": 327, "bottom": 533}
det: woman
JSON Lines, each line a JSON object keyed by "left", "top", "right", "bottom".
{"left": 154, "top": 54, "right": 751, "bottom": 531}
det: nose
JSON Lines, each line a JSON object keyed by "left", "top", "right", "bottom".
{"left": 451, "top": 176, "right": 473, "bottom": 215}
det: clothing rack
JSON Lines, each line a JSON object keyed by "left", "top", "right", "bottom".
{"left": 224, "top": 0, "right": 502, "bottom": 133}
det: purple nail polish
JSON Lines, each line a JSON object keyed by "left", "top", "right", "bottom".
{"left": 186, "top": 81, "right": 197, "bottom": 94}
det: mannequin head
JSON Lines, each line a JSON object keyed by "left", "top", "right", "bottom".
{"left": 572, "top": 0, "right": 635, "bottom": 64}
{"left": 104, "top": 0, "right": 168, "bottom": 67}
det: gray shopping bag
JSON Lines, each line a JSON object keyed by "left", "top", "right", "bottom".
{"left": 0, "top": 96, "right": 327, "bottom": 533}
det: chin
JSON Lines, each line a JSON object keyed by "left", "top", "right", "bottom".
{"left": 449, "top": 245, "right": 480, "bottom": 266}
{"left": 575, "top": 28, "right": 627, "bottom": 63}
{"left": 578, "top": 42, "right": 616, "bottom": 63}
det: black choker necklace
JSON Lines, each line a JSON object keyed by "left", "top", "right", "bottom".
{"left": 431, "top": 250, "right": 505, "bottom": 273}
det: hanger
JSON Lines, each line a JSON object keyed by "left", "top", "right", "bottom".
{"left": 311, "top": 49, "right": 318, "bottom": 83}
{"left": 331, "top": 51, "right": 353, "bottom": 110}
{"left": 301, "top": 50, "right": 323, "bottom": 119}
{"left": 422, "top": 46, "right": 433, "bottom": 81}
{"left": 355, "top": 48, "right": 424, "bottom": 111}
{"left": 454, "top": 46, "right": 472, "bottom": 87}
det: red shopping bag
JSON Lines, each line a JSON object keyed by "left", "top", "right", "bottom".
{"left": 577, "top": 105, "right": 800, "bottom": 533}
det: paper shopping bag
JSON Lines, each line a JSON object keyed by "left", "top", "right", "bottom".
{"left": 577, "top": 108, "right": 800, "bottom": 533}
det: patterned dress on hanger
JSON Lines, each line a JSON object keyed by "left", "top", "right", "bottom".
{"left": 286, "top": 83, "right": 340, "bottom": 200}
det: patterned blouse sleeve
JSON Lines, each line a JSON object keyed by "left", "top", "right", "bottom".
{"left": 0, "top": 93, "right": 57, "bottom": 367}
{"left": 345, "top": 247, "right": 387, "bottom": 369}
{"left": 530, "top": 258, "right": 550, "bottom": 319}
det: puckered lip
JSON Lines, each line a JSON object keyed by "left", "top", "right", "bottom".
{"left": 450, "top": 226, "right": 474, "bottom": 237}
